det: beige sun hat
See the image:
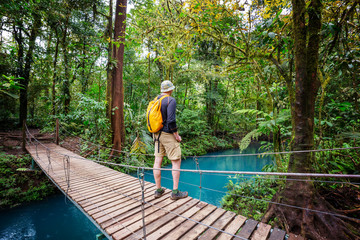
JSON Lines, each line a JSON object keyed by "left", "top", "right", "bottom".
{"left": 161, "top": 80, "right": 175, "bottom": 92}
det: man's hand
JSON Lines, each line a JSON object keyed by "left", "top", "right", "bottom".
{"left": 173, "top": 132, "right": 182, "bottom": 142}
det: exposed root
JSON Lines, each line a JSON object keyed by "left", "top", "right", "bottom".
{"left": 262, "top": 181, "right": 360, "bottom": 239}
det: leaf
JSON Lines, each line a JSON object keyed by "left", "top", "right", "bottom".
{"left": 268, "top": 32, "right": 276, "bottom": 39}
{"left": 0, "top": 90, "right": 19, "bottom": 99}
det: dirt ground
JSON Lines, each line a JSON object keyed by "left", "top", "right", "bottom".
{"left": 0, "top": 129, "right": 55, "bottom": 155}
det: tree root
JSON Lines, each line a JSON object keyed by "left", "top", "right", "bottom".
{"left": 262, "top": 181, "right": 360, "bottom": 239}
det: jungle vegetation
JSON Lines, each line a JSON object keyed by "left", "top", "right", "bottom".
{"left": 1, "top": 0, "right": 359, "bottom": 238}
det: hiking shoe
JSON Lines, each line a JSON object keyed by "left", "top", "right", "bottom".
{"left": 154, "top": 188, "right": 165, "bottom": 198}
{"left": 170, "top": 190, "right": 188, "bottom": 200}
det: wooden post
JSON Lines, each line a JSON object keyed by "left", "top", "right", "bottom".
{"left": 22, "top": 119, "right": 26, "bottom": 151}
{"left": 56, "top": 118, "right": 59, "bottom": 145}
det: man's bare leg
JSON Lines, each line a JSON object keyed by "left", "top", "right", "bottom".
{"left": 153, "top": 156, "right": 163, "bottom": 189}
{"left": 171, "top": 159, "right": 181, "bottom": 190}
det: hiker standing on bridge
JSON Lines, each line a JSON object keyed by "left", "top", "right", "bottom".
{"left": 152, "top": 80, "right": 188, "bottom": 200}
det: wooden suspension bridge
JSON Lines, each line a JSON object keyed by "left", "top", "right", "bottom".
{"left": 25, "top": 141, "right": 304, "bottom": 240}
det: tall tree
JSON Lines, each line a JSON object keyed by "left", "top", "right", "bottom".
{"left": 12, "top": 2, "right": 42, "bottom": 125}
{"left": 106, "top": 0, "right": 113, "bottom": 119}
{"left": 111, "top": 0, "right": 127, "bottom": 153}
{"left": 263, "top": 0, "right": 358, "bottom": 238}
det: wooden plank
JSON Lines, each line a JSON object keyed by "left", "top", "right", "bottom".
{"left": 68, "top": 178, "right": 141, "bottom": 196}
{"left": 146, "top": 201, "right": 208, "bottom": 240}
{"left": 113, "top": 197, "right": 195, "bottom": 240}
{"left": 80, "top": 184, "right": 153, "bottom": 209}
{"left": 89, "top": 186, "right": 157, "bottom": 217}
{"left": 179, "top": 208, "right": 226, "bottom": 239}
{"left": 288, "top": 233, "right": 305, "bottom": 240}
{"left": 198, "top": 211, "right": 236, "bottom": 240}
{"left": 268, "top": 228, "right": 286, "bottom": 240}
{"left": 27, "top": 144, "right": 304, "bottom": 240}
{"left": 104, "top": 191, "right": 174, "bottom": 233}
{"left": 65, "top": 178, "right": 142, "bottom": 202}
{"left": 55, "top": 171, "right": 129, "bottom": 184}
{"left": 84, "top": 185, "right": 157, "bottom": 213}
{"left": 124, "top": 198, "right": 200, "bottom": 240}
{"left": 57, "top": 175, "right": 131, "bottom": 190}
{"left": 216, "top": 214, "right": 247, "bottom": 240}
{"left": 236, "top": 219, "right": 258, "bottom": 239}
{"left": 161, "top": 203, "right": 217, "bottom": 240}
{"left": 251, "top": 222, "right": 271, "bottom": 240}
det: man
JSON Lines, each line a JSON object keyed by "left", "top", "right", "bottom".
{"left": 153, "top": 80, "right": 188, "bottom": 200}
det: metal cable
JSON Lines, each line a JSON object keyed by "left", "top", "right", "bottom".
{"left": 26, "top": 129, "right": 248, "bottom": 239}
{"left": 58, "top": 122, "right": 360, "bottom": 158}
{"left": 140, "top": 198, "right": 248, "bottom": 240}
{"left": 46, "top": 148, "right": 53, "bottom": 173}
{"left": 142, "top": 171, "right": 360, "bottom": 223}
{"left": 25, "top": 123, "right": 360, "bottom": 236}
{"left": 26, "top": 126, "right": 360, "bottom": 180}
{"left": 137, "top": 168, "right": 147, "bottom": 240}
{"left": 201, "top": 172, "right": 360, "bottom": 185}
{"left": 27, "top": 142, "right": 143, "bottom": 239}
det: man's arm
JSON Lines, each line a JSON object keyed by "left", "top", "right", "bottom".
{"left": 173, "top": 131, "right": 182, "bottom": 142}
{"left": 167, "top": 98, "right": 181, "bottom": 142}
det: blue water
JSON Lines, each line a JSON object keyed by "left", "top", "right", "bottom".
{"left": 0, "top": 146, "right": 272, "bottom": 239}
{"left": 0, "top": 194, "right": 99, "bottom": 240}
{"left": 143, "top": 144, "right": 273, "bottom": 207}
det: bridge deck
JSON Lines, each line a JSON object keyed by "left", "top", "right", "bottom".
{"left": 26, "top": 143, "right": 299, "bottom": 240}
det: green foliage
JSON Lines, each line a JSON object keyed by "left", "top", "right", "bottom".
{"left": 0, "top": 75, "right": 23, "bottom": 98}
{"left": 54, "top": 93, "right": 111, "bottom": 145}
{"left": 177, "top": 109, "right": 211, "bottom": 137}
{"left": 221, "top": 175, "right": 279, "bottom": 221}
{"left": 238, "top": 129, "right": 263, "bottom": 152}
{"left": 314, "top": 141, "right": 360, "bottom": 175}
{"left": 0, "top": 152, "right": 56, "bottom": 208}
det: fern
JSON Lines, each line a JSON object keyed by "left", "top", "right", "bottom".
{"left": 130, "top": 136, "right": 147, "bottom": 154}
{"left": 235, "top": 109, "right": 271, "bottom": 120}
{"left": 239, "top": 129, "right": 262, "bottom": 151}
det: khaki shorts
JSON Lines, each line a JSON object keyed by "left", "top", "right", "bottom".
{"left": 154, "top": 132, "right": 181, "bottom": 160}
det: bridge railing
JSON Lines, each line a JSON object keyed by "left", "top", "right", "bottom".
{"left": 23, "top": 121, "right": 360, "bottom": 239}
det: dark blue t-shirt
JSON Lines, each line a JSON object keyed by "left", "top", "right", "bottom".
{"left": 157, "top": 95, "right": 178, "bottom": 133}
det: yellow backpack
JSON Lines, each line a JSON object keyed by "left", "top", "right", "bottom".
{"left": 146, "top": 95, "right": 169, "bottom": 133}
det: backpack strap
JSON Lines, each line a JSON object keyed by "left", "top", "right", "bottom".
{"left": 153, "top": 131, "right": 162, "bottom": 153}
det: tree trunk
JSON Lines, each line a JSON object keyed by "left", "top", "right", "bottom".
{"left": 263, "top": 1, "right": 358, "bottom": 238}
{"left": 106, "top": 0, "right": 113, "bottom": 120}
{"left": 81, "top": 36, "right": 87, "bottom": 93}
{"left": 17, "top": 13, "right": 41, "bottom": 126}
{"left": 14, "top": 25, "right": 24, "bottom": 125}
{"left": 110, "top": 0, "right": 127, "bottom": 154}
{"left": 61, "top": 14, "right": 71, "bottom": 115}
{"left": 52, "top": 36, "right": 60, "bottom": 116}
